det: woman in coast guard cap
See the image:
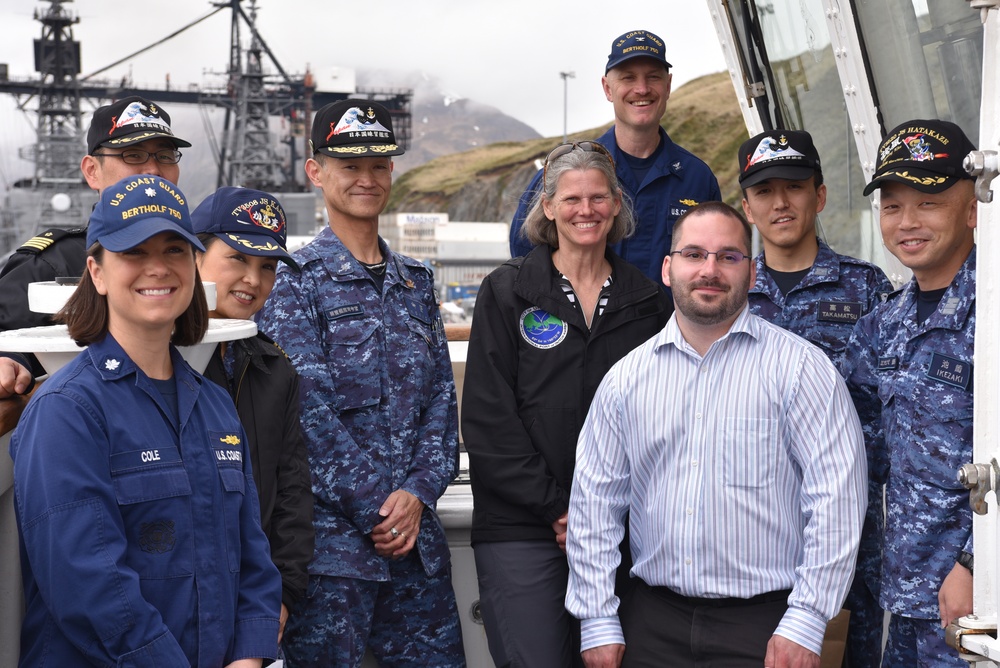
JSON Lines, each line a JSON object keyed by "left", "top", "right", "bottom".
{"left": 10, "top": 175, "right": 282, "bottom": 667}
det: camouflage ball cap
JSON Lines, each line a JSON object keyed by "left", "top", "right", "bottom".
{"left": 310, "top": 99, "right": 404, "bottom": 157}
{"left": 191, "top": 186, "right": 299, "bottom": 270}
{"left": 87, "top": 175, "right": 204, "bottom": 252}
{"left": 863, "top": 119, "right": 976, "bottom": 195}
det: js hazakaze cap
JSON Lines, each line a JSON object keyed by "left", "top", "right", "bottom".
{"left": 310, "top": 99, "right": 404, "bottom": 158}
{"left": 739, "top": 130, "right": 821, "bottom": 188}
{"left": 863, "top": 119, "right": 976, "bottom": 196}
{"left": 606, "top": 30, "right": 671, "bottom": 74}
{"left": 87, "top": 175, "right": 203, "bottom": 252}
{"left": 87, "top": 96, "right": 191, "bottom": 155}
{"left": 191, "top": 186, "right": 299, "bottom": 270}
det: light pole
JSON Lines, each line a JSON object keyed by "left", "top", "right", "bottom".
{"left": 559, "top": 71, "right": 575, "bottom": 143}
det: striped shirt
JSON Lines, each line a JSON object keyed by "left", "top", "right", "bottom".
{"left": 557, "top": 273, "right": 613, "bottom": 327}
{"left": 566, "top": 306, "right": 866, "bottom": 656}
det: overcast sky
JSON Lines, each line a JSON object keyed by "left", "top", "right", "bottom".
{"left": 0, "top": 0, "right": 728, "bottom": 185}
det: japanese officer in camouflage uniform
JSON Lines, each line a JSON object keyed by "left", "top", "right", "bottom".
{"left": 258, "top": 100, "right": 465, "bottom": 667}
{"left": 739, "top": 129, "right": 892, "bottom": 667}
{"left": 843, "top": 119, "right": 978, "bottom": 667}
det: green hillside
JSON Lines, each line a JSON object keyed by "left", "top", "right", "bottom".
{"left": 387, "top": 71, "right": 747, "bottom": 222}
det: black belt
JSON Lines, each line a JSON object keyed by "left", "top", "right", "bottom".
{"left": 642, "top": 580, "right": 792, "bottom": 608}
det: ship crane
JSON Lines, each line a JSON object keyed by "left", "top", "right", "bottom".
{"left": 0, "top": 0, "right": 413, "bottom": 253}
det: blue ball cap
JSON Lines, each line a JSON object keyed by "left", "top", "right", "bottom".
{"left": 87, "top": 175, "right": 204, "bottom": 252}
{"left": 606, "top": 30, "right": 671, "bottom": 74}
{"left": 190, "top": 186, "right": 299, "bottom": 270}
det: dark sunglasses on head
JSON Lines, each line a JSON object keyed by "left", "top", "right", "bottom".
{"left": 543, "top": 141, "right": 615, "bottom": 183}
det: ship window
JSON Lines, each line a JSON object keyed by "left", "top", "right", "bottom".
{"left": 725, "top": 0, "right": 874, "bottom": 259}
{"left": 854, "top": 0, "right": 983, "bottom": 145}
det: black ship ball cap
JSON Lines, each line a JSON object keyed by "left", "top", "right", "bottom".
{"left": 191, "top": 186, "right": 299, "bottom": 270}
{"left": 310, "top": 99, "right": 404, "bottom": 158}
{"left": 863, "top": 119, "right": 976, "bottom": 196}
{"left": 87, "top": 95, "right": 191, "bottom": 155}
{"left": 738, "top": 130, "right": 821, "bottom": 189}
{"left": 606, "top": 29, "right": 671, "bottom": 74}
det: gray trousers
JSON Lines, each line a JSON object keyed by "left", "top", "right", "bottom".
{"left": 473, "top": 540, "right": 584, "bottom": 668}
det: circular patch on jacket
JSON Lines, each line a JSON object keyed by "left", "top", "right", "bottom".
{"left": 139, "top": 520, "right": 176, "bottom": 554}
{"left": 519, "top": 307, "right": 567, "bottom": 349}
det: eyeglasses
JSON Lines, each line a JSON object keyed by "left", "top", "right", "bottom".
{"left": 543, "top": 141, "right": 615, "bottom": 182}
{"left": 669, "top": 246, "right": 751, "bottom": 265}
{"left": 91, "top": 149, "right": 183, "bottom": 165}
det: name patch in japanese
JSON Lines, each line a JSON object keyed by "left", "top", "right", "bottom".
{"left": 926, "top": 353, "right": 971, "bottom": 390}
{"left": 817, "top": 301, "right": 863, "bottom": 324}
{"left": 877, "top": 356, "right": 898, "bottom": 372}
{"left": 327, "top": 304, "right": 364, "bottom": 320}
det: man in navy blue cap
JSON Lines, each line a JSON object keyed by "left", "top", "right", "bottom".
{"left": 0, "top": 95, "right": 191, "bottom": 396}
{"left": 509, "top": 29, "right": 722, "bottom": 284}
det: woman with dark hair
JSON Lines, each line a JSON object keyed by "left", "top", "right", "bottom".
{"left": 462, "top": 142, "right": 673, "bottom": 667}
{"left": 191, "top": 186, "right": 314, "bottom": 644}
{"left": 10, "top": 175, "right": 282, "bottom": 667}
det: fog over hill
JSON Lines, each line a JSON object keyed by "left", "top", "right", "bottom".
{"left": 0, "top": 70, "right": 542, "bottom": 211}
{"left": 382, "top": 71, "right": 542, "bottom": 176}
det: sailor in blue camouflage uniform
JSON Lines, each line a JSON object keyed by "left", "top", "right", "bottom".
{"left": 258, "top": 99, "right": 465, "bottom": 668}
{"left": 739, "top": 129, "right": 893, "bottom": 668}
{"left": 843, "top": 119, "right": 979, "bottom": 667}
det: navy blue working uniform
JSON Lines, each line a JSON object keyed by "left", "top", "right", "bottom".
{"left": 843, "top": 249, "right": 975, "bottom": 667}
{"left": 749, "top": 237, "right": 892, "bottom": 666}
{"left": 509, "top": 125, "right": 721, "bottom": 282}
{"left": 259, "top": 227, "right": 465, "bottom": 666}
{"left": 11, "top": 334, "right": 282, "bottom": 667}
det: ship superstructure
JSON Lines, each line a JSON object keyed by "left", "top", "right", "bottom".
{"left": 0, "top": 0, "right": 413, "bottom": 260}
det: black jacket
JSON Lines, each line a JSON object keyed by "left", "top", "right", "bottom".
{"left": 0, "top": 228, "right": 88, "bottom": 378}
{"left": 462, "top": 245, "right": 671, "bottom": 544}
{"left": 204, "top": 333, "right": 315, "bottom": 609}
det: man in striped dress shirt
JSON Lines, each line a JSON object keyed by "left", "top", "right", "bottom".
{"left": 565, "top": 201, "right": 867, "bottom": 668}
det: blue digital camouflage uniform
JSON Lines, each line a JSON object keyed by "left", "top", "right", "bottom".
{"left": 749, "top": 238, "right": 893, "bottom": 668}
{"left": 258, "top": 226, "right": 465, "bottom": 667}
{"left": 749, "top": 239, "right": 893, "bottom": 371}
{"left": 843, "top": 248, "right": 975, "bottom": 667}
